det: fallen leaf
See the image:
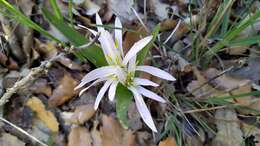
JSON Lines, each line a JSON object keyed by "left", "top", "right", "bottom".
{"left": 68, "top": 127, "right": 92, "bottom": 146}
{"left": 26, "top": 96, "right": 59, "bottom": 132}
{"left": 29, "top": 78, "right": 52, "bottom": 97}
{"left": 150, "top": 0, "right": 170, "bottom": 21}
{"left": 34, "top": 39, "right": 58, "bottom": 59}
{"left": 186, "top": 67, "right": 227, "bottom": 98}
{"left": 91, "top": 121, "right": 102, "bottom": 146}
{"left": 212, "top": 109, "right": 244, "bottom": 146}
{"left": 159, "top": 137, "right": 177, "bottom": 146}
{"left": 48, "top": 73, "right": 78, "bottom": 107}
{"left": 108, "top": 0, "right": 137, "bottom": 23}
{"left": 0, "top": 133, "right": 25, "bottom": 146}
{"left": 57, "top": 56, "right": 82, "bottom": 71}
{"left": 101, "top": 115, "right": 137, "bottom": 146}
{"left": 123, "top": 24, "right": 147, "bottom": 53}
{"left": 204, "top": 68, "right": 253, "bottom": 105}
{"left": 70, "top": 104, "right": 96, "bottom": 124}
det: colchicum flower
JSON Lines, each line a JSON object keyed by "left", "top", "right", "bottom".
{"left": 75, "top": 14, "right": 176, "bottom": 132}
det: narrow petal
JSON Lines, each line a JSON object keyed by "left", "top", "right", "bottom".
{"left": 108, "top": 81, "right": 118, "bottom": 101}
{"left": 96, "top": 13, "right": 104, "bottom": 32}
{"left": 75, "top": 66, "right": 116, "bottom": 90}
{"left": 128, "top": 86, "right": 158, "bottom": 132}
{"left": 94, "top": 80, "right": 113, "bottom": 110}
{"left": 137, "top": 86, "right": 166, "bottom": 103}
{"left": 99, "top": 31, "right": 121, "bottom": 64}
{"left": 115, "top": 17, "right": 123, "bottom": 57}
{"left": 128, "top": 55, "right": 136, "bottom": 73}
{"left": 136, "top": 65, "right": 176, "bottom": 81}
{"left": 122, "top": 36, "right": 153, "bottom": 65}
{"left": 79, "top": 77, "right": 107, "bottom": 96}
{"left": 133, "top": 77, "right": 159, "bottom": 87}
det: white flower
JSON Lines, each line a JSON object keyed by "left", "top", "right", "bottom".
{"left": 75, "top": 14, "right": 176, "bottom": 132}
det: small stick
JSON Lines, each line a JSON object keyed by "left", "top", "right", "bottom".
{"left": 183, "top": 105, "right": 228, "bottom": 114}
{"left": 0, "top": 116, "right": 48, "bottom": 146}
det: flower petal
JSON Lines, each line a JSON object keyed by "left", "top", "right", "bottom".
{"left": 128, "top": 86, "right": 157, "bottom": 132}
{"left": 99, "top": 31, "right": 121, "bottom": 64}
{"left": 79, "top": 77, "right": 107, "bottom": 96}
{"left": 108, "top": 81, "right": 118, "bottom": 101}
{"left": 96, "top": 13, "right": 104, "bottom": 32}
{"left": 122, "top": 36, "right": 153, "bottom": 65}
{"left": 128, "top": 55, "right": 136, "bottom": 73}
{"left": 136, "top": 65, "right": 176, "bottom": 81}
{"left": 115, "top": 17, "right": 123, "bottom": 57}
{"left": 94, "top": 80, "right": 113, "bottom": 110}
{"left": 137, "top": 86, "right": 166, "bottom": 103}
{"left": 75, "top": 66, "right": 116, "bottom": 90}
{"left": 133, "top": 77, "right": 159, "bottom": 87}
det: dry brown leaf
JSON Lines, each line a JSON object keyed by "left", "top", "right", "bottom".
{"left": 48, "top": 73, "right": 78, "bottom": 107}
{"left": 123, "top": 24, "right": 147, "bottom": 53}
{"left": 34, "top": 39, "right": 58, "bottom": 59}
{"left": 68, "top": 127, "right": 92, "bottom": 146}
{"left": 70, "top": 104, "right": 96, "bottom": 124}
{"left": 212, "top": 109, "right": 244, "bottom": 146}
{"left": 159, "top": 137, "right": 177, "bottom": 146}
{"left": 204, "top": 68, "right": 252, "bottom": 105}
{"left": 57, "top": 56, "right": 82, "bottom": 71}
{"left": 186, "top": 67, "right": 227, "bottom": 98}
{"left": 26, "top": 96, "right": 59, "bottom": 132}
{"left": 29, "top": 78, "right": 52, "bottom": 97}
{"left": 91, "top": 121, "right": 102, "bottom": 146}
{"left": 101, "top": 115, "right": 137, "bottom": 146}
{"left": 187, "top": 67, "right": 253, "bottom": 105}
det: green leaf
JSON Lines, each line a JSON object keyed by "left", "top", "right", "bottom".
{"left": 116, "top": 84, "right": 133, "bottom": 128}
{"left": 41, "top": 7, "right": 107, "bottom": 67}
{"left": 116, "top": 26, "right": 160, "bottom": 128}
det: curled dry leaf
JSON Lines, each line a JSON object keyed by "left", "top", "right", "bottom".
{"left": 48, "top": 73, "right": 78, "bottom": 107}
{"left": 158, "top": 137, "right": 177, "bottom": 146}
{"left": 68, "top": 127, "right": 92, "bottom": 146}
{"left": 70, "top": 104, "right": 96, "bottom": 124}
{"left": 212, "top": 109, "right": 244, "bottom": 146}
{"left": 101, "top": 115, "right": 137, "bottom": 146}
{"left": 26, "top": 96, "right": 59, "bottom": 132}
